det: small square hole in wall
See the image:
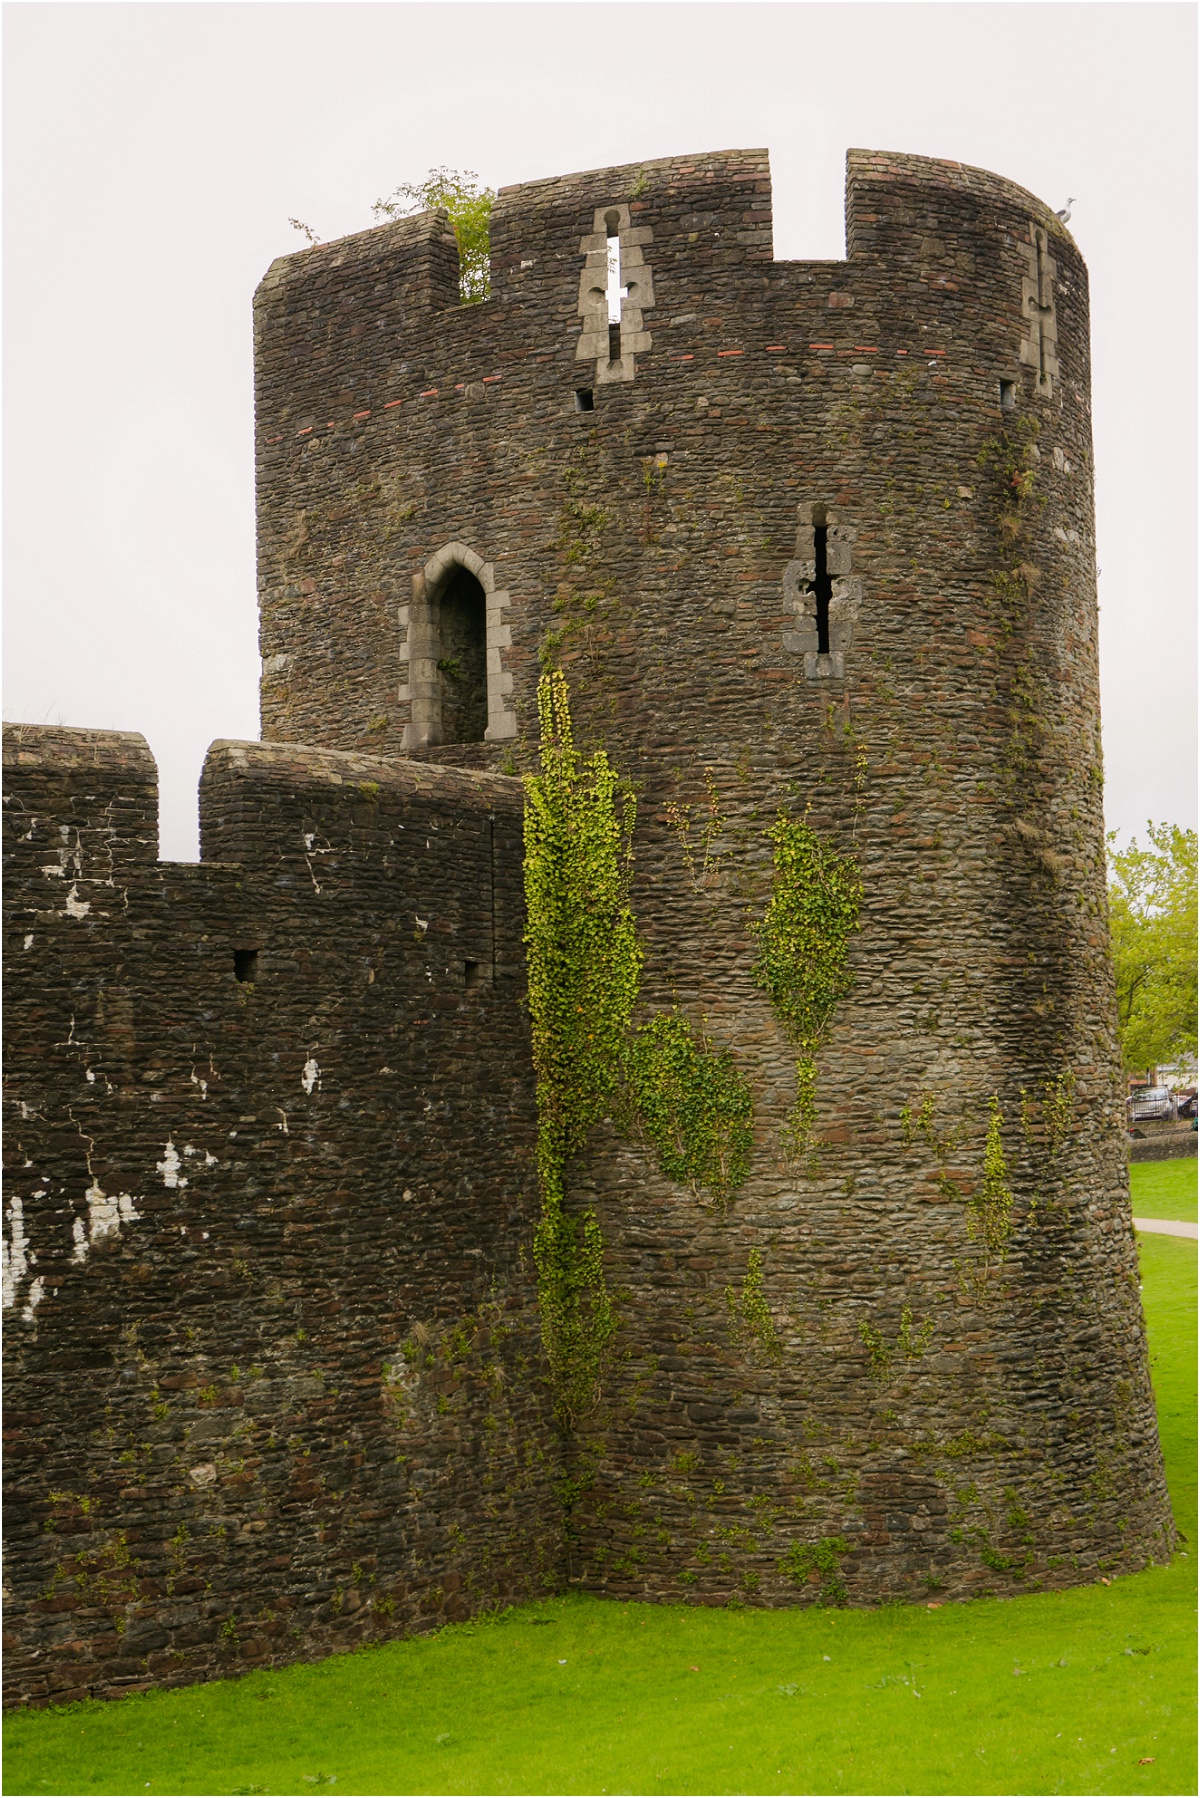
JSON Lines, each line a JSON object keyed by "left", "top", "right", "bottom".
{"left": 573, "top": 388, "right": 595, "bottom": 412}
{"left": 234, "top": 949, "right": 259, "bottom": 983}
{"left": 464, "top": 959, "right": 482, "bottom": 990}
{"left": 999, "top": 380, "right": 1016, "bottom": 413}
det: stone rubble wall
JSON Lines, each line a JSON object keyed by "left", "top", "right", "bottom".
{"left": 3, "top": 727, "right": 555, "bottom": 1707}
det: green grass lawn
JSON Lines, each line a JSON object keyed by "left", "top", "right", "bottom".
{"left": 1130, "top": 1155, "right": 1198, "bottom": 1224}
{"left": 6, "top": 1232, "right": 1195, "bottom": 1798}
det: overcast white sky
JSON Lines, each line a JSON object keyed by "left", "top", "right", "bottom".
{"left": 4, "top": 0, "right": 1196, "bottom": 860}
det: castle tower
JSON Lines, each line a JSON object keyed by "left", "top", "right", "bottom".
{"left": 2, "top": 150, "right": 1172, "bottom": 1708}
{"left": 251, "top": 149, "right": 1172, "bottom": 1601}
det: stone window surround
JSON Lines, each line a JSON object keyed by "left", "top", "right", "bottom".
{"left": 1019, "top": 220, "right": 1059, "bottom": 398}
{"left": 399, "top": 542, "right": 516, "bottom": 749}
{"left": 782, "top": 503, "right": 861, "bottom": 680}
{"left": 575, "top": 203, "right": 655, "bottom": 386}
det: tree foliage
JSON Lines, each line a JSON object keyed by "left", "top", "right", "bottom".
{"left": 372, "top": 166, "right": 494, "bottom": 303}
{"left": 1107, "top": 822, "right": 1197, "bottom": 1072}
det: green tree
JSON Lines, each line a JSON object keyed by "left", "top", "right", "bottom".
{"left": 1107, "top": 822, "right": 1197, "bottom": 1072}
{"left": 372, "top": 166, "right": 494, "bottom": 303}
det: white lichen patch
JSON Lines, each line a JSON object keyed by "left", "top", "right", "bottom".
{"left": 3, "top": 1197, "right": 29, "bottom": 1308}
{"left": 64, "top": 884, "right": 91, "bottom": 920}
{"left": 302, "top": 1058, "right": 321, "bottom": 1096}
{"left": 157, "top": 1140, "right": 186, "bottom": 1189}
{"left": 4, "top": 1196, "right": 60, "bottom": 1323}
{"left": 74, "top": 1184, "right": 143, "bottom": 1261}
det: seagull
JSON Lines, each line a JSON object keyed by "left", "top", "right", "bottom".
{"left": 1055, "top": 197, "right": 1077, "bottom": 223}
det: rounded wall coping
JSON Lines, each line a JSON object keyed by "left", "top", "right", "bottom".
{"left": 2, "top": 723, "right": 156, "bottom": 774}
{"left": 846, "top": 146, "right": 1076, "bottom": 240}
{"left": 494, "top": 145, "right": 769, "bottom": 205}
{"left": 255, "top": 207, "right": 457, "bottom": 299}
{"left": 204, "top": 738, "right": 523, "bottom": 812}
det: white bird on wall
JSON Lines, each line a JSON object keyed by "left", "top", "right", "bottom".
{"left": 1055, "top": 197, "right": 1077, "bottom": 223}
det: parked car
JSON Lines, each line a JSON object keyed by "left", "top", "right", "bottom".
{"left": 1128, "top": 1086, "right": 1178, "bottom": 1122}
{"left": 1175, "top": 1089, "right": 1197, "bottom": 1121}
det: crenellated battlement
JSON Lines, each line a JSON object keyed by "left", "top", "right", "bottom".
{"left": 251, "top": 145, "right": 1093, "bottom": 768}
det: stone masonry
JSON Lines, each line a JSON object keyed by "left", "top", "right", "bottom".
{"left": 3, "top": 147, "right": 1174, "bottom": 1707}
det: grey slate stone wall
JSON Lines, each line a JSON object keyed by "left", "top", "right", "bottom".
{"left": 4, "top": 730, "right": 553, "bottom": 1706}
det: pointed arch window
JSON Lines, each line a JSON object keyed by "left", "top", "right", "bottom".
{"left": 399, "top": 542, "right": 516, "bottom": 749}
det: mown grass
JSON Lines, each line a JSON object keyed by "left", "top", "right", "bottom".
{"left": 6, "top": 1220, "right": 1195, "bottom": 1798}
{"left": 1130, "top": 1154, "right": 1197, "bottom": 1223}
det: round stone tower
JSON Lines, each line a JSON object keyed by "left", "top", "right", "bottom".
{"left": 252, "top": 147, "right": 1173, "bottom": 1605}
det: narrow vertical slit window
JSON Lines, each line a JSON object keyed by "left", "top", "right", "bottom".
{"left": 810, "top": 519, "right": 833, "bottom": 656}
{"left": 999, "top": 379, "right": 1016, "bottom": 412}
{"left": 605, "top": 210, "right": 626, "bottom": 364}
{"left": 574, "top": 388, "right": 595, "bottom": 412}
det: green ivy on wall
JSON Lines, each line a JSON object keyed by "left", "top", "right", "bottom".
{"left": 779, "top": 1533, "right": 852, "bottom": 1604}
{"left": 622, "top": 1012, "right": 753, "bottom": 1206}
{"left": 964, "top": 1098, "right": 1014, "bottom": 1290}
{"left": 752, "top": 815, "right": 862, "bottom": 1156}
{"left": 523, "top": 670, "right": 642, "bottom": 1421}
{"left": 524, "top": 673, "right": 759, "bottom": 1416}
{"left": 859, "top": 1303, "right": 935, "bottom": 1378}
{"left": 725, "top": 1248, "right": 781, "bottom": 1364}
{"left": 1021, "top": 1066, "right": 1076, "bottom": 1225}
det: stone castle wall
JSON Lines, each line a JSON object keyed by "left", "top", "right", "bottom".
{"left": 3, "top": 728, "right": 557, "bottom": 1706}
{"left": 4, "top": 146, "right": 1174, "bottom": 1704}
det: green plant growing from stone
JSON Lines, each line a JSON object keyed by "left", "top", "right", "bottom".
{"left": 725, "top": 1249, "right": 781, "bottom": 1365}
{"left": 1020, "top": 1065, "right": 1077, "bottom": 1223}
{"left": 897, "top": 1304, "right": 935, "bottom": 1360}
{"left": 963, "top": 1098, "right": 1014, "bottom": 1291}
{"left": 523, "top": 671, "right": 641, "bottom": 1421}
{"left": 372, "top": 167, "right": 495, "bottom": 303}
{"left": 752, "top": 814, "right": 861, "bottom": 1158}
{"left": 640, "top": 454, "right": 668, "bottom": 543}
{"left": 860, "top": 1304, "right": 934, "bottom": 1377}
{"left": 978, "top": 414, "right": 1043, "bottom": 538}
{"left": 621, "top": 1011, "right": 753, "bottom": 1206}
{"left": 665, "top": 769, "right": 727, "bottom": 892}
{"left": 859, "top": 1317, "right": 891, "bottom": 1377}
{"left": 901, "top": 1091, "right": 963, "bottom": 1199}
{"left": 779, "top": 1533, "right": 852, "bottom": 1604}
